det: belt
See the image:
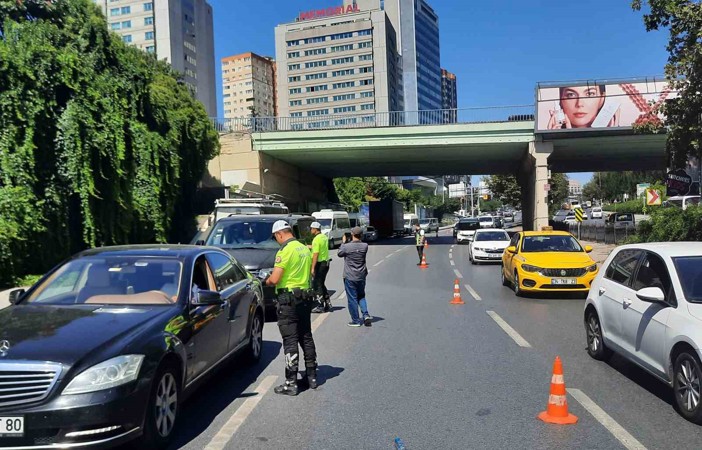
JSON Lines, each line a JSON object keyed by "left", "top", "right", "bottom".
{"left": 276, "top": 288, "right": 314, "bottom": 306}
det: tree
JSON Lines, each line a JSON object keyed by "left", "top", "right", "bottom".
{"left": 548, "top": 173, "right": 570, "bottom": 215}
{"left": 632, "top": 0, "right": 702, "bottom": 169}
{"left": 483, "top": 175, "right": 521, "bottom": 208}
{"left": 0, "top": 0, "right": 219, "bottom": 287}
{"left": 581, "top": 171, "right": 666, "bottom": 202}
{"left": 332, "top": 177, "right": 400, "bottom": 209}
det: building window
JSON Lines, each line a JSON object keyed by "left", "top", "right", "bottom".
{"left": 289, "top": 88, "right": 302, "bottom": 94}
{"left": 304, "top": 36, "right": 326, "bottom": 44}
{"left": 305, "top": 60, "right": 327, "bottom": 68}
{"left": 121, "top": 6, "right": 130, "bottom": 14}
{"left": 362, "top": 115, "right": 375, "bottom": 123}
{"left": 110, "top": 22, "right": 121, "bottom": 30}
{"left": 335, "top": 118, "right": 358, "bottom": 125}
{"left": 332, "top": 69, "right": 354, "bottom": 77}
{"left": 333, "top": 93, "right": 355, "bottom": 101}
{"left": 305, "top": 48, "right": 327, "bottom": 56}
{"left": 287, "top": 51, "right": 300, "bottom": 58}
{"left": 331, "top": 32, "right": 353, "bottom": 40}
{"left": 331, "top": 57, "right": 354, "bottom": 65}
{"left": 145, "top": 31, "right": 154, "bottom": 40}
{"left": 306, "top": 85, "right": 328, "bottom": 93}
{"left": 307, "top": 109, "right": 329, "bottom": 116}
{"left": 288, "top": 76, "right": 301, "bottom": 82}
{"left": 331, "top": 44, "right": 354, "bottom": 52}
{"left": 121, "top": 20, "right": 131, "bottom": 28}
{"left": 306, "top": 73, "right": 328, "bottom": 80}
{"left": 291, "top": 112, "right": 303, "bottom": 117}
{"left": 358, "top": 29, "right": 372, "bottom": 36}
{"left": 307, "top": 97, "right": 329, "bottom": 105}
{"left": 361, "top": 91, "right": 374, "bottom": 98}
{"left": 288, "top": 64, "right": 300, "bottom": 71}
{"left": 359, "top": 54, "right": 373, "bottom": 61}
{"left": 109, "top": 7, "right": 120, "bottom": 15}
{"left": 122, "top": 35, "right": 132, "bottom": 43}
{"left": 360, "top": 79, "right": 374, "bottom": 85}
{"left": 334, "top": 106, "right": 356, "bottom": 113}
{"left": 145, "top": 16, "right": 154, "bottom": 25}
{"left": 361, "top": 103, "right": 375, "bottom": 110}
{"left": 333, "top": 81, "right": 355, "bottom": 89}
{"left": 146, "top": 45, "right": 155, "bottom": 53}
{"left": 290, "top": 100, "right": 302, "bottom": 106}
{"left": 359, "top": 66, "right": 372, "bottom": 73}
{"left": 143, "top": 2, "right": 153, "bottom": 11}
{"left": 358, "top": 41, "right": 372, "bottom": 48}
{"left": 287, "top": 40, "right": 299, "bottom": 47}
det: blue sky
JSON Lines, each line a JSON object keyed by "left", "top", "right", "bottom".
{"left": 207, "top": 0, "right": 670, "bottom": 186}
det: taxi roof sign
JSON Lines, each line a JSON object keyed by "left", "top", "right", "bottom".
{"left": 541, "top": 226, "right": 554, "bottom": 231}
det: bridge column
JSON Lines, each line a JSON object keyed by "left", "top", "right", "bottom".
{"left": 518, "top": 141, "right": 552, "bottom": 231}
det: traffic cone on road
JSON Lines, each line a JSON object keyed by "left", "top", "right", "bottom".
{"left": 424, "top": 240, "right": 429, "bottom": 248}
{"left": 419, "top": 253, "right": 429, "bottom": 269}
{"left": 450, "top": 279, "right": 464, "bottom": 304}
{"left": 537, "top": 356, "right": 578, "bottom": 425}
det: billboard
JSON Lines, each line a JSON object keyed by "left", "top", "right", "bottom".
{"left": 535, "top": 79, "right": 675, "bottom": 133}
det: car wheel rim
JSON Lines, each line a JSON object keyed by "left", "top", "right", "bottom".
{"left": 155, "top": 373, "right": 177, "bottom": 438}
{"left": 514, "top": 274, "right": 519, "bottom": 294}
{"left": 252, "top": 316, "right": 262, "bottom": 358}
{"left": 677, "top": 359, "right": 701, "bottom": 412}
{"left": 587, "top": 316, "right": 601, "bottom": 353}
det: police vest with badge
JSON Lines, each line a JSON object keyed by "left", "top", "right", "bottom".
{"left": 272, "top": 221, "right": 314, "bottom": 306}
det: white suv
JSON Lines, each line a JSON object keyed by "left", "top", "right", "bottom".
{"left": 584, "top": 243, "right": 702, "bottom": 423}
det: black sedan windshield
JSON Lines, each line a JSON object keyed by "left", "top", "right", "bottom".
{"left": 25, "top": 257, "right": 182, "bottom": 305}
{"left": 207, "top": 218, "right": 279, "bottom": 249}
{"left": 673, "top": 257, "right": 702, "bottom": 303}
{"left": 522, "top": 235, "right": 583, "bottom": 253}
{"left": 457, "top": 221, "right": 479, "bottom": 230}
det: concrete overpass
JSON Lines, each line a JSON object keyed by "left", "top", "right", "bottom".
{"left": 206, "top": 111, "right": 666, "bottom": 230}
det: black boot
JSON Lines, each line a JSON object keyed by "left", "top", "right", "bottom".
{"left": 274, "top": 379, "right": 298, "bottom": 396}
{"left": 323, "top": 297, "right": 331, "bottom": 312}
{"left": 307, "top": 368, "right": 318, "bottom": 389}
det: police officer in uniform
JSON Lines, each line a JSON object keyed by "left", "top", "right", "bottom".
{"left": 265, "top": 220, "right": 318, "bottom": 396}
{"left": 309, "top": 221, "right": 331, "bottom": 313}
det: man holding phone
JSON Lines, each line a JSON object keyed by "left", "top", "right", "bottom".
{"left": 338, "top": 227, "right": 372, "bottom": 327}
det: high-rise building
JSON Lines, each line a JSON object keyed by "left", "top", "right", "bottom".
{"left": 95, "top": 0, "right": 216, "bottom": 116}
{"left": 274, "top": 3, "right": 403, "bottom": 129}
{"left": 222, "top": 53, "right": 277, "bottom": 119}
{"left": 441, "top": 68, "right": 458, "bottom": 123}
{"left": 352, "top": 0, "right": 442, "bottom": 115}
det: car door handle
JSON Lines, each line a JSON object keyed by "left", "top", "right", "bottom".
{"left": 599, "top": 287, "right": 606, "bottom": 296}
{"left": 623, "top": 299, "right": 632, "bottom": 309}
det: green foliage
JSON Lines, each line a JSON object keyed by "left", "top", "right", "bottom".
{"left": 0, "top": 0, "right": 219, "bottom": 288}
{"left": 548, "top": 173, "right": 570, "bottom": 216}
{"left": 605, "top": 200, "right": 646, "bottom": 214}
{"left": 333, "top": 177, "right": 399, "bottom": 209}
{"left": 634, "top": 206, "right": 702, "bottom": 242}
{"left": 582, "top": 171, "right": 666, "bottom": 202}
{"left": 480, "top": 199, "right": 503, "bottom": 212}
{"left": 483, "top": 175, "right": 521, "bottom": 208}
{"left": 632, "top": 1, "right": 702, "bottom": 168}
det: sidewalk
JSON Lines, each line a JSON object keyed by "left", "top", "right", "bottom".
{"left": 580, "top": 240, "right": 616, "bottom": 265}
{"left": 0, "top": 288, "right": 13, "bottom": 310}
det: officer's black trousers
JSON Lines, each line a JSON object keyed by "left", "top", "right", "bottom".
{"left": 278, "top": 302, "right": 317, "bottom": 381}
{"left": 416, "top": 245, "right": 424, "bottom": 263}
{"left": 312, "top": 261, "right": 330, "bottom": 300}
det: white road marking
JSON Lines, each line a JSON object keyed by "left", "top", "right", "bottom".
{"left": 204, "top": 375, "right": 278, "bottom": 450}
{"left": 338, "top": 291, "right": 347, "bottom": 300}
{"left": 486, "top": 311, "right": 531, "bottom": 348}
{"left": 568, "top": 388, "right": 647, "bottom": 450}
{"left": 464, "top": 284, "right": 482, "bottom": 301}
{"left": 450, "top": 260, "right": 455, "bottom": 266}
{"left": 453, "top": 269, "right": 463, "bottom": 279}
{"left": 311, "top": 310, "right": 330, "bottom": 332}
{"left": 451, "top": 245, "right": 456, "bottom": 249}
{"left": 373, "top": 260, "right": 384, "bottom": 267}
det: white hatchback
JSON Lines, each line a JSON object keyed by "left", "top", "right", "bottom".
{"left": 584, "top": 242, "right": 702, "bottom": 423}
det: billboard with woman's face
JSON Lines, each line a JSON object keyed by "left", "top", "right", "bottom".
{"left": 535, "top": 79, "right": 676, "bottom": 133}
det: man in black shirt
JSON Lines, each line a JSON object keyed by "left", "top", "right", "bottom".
{"left": 337, "top": 227, "right": 372, "bottom": 327}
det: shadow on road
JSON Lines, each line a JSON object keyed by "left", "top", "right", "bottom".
{"left": 606, "top": 353, "right": 674, "bottom": 408}
{"left": 298, "top": 365, "right": 345, "bottom": 392}
{"left": 164, "top": 340, "right": 283, "bottom": 449}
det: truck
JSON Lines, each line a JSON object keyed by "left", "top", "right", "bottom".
{"left": 369, "top": 198, "right": 404, "bottom": 238}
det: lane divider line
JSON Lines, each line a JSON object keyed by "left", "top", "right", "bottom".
{"left": 486, "top": 311, "right": 531, "bottom": 348}
{"left": 204, "top": 375, "right": 279, "bottom": 450}
{"left": 453, "top": 269, "right": 463, "bottom": 279}
{"left": 567, "top": 388, "right": 647, "bottom": 450}
{"left": 464, "top": 284, "right": 482, "bottom": 301}
{"left": 373, "top": 260, "right": 384, "bottom": 267}
{"left": 450, "top": 261, "right": 455, "bottom": 266}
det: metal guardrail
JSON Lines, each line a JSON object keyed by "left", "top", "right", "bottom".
{"left": 211, "top": 105, "right": 535, "bottom": 133}
{"left": 568, "top": 222, "right": 637, "bottom": 245}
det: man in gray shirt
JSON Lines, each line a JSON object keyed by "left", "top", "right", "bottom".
{"left": 338, "top": 226, "right": 372, "bottom": 327}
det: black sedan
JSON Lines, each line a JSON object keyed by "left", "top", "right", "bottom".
{"left": 0, "top": 245, "right": 265, "bottom": 449}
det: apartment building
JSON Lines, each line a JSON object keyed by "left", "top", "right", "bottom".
{"left": 274, "top": 4, "right": 403, "bottom": 129}
{"left": 222, "top": 53, "right": 277, "bottom": 119}
{"left": 95, "top": 0, "right": 216, "bottom": 116}
{"left": 441, "top": 68, "right": 458, "bottom": 123}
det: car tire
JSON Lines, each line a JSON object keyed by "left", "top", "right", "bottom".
{"left": 141, "top": 364, "right": 180, "bottom": 449}
{"left": 244, "top": 310, "right": 264, "bottom": 364}
{"left": 673, "top": 351, "right": 702, "bottom": 424}
{"left": 585, "top": 311, "right": 612, "bottom": 361}
{"left": 501, "top": 267, "right": 509, "bottom": 286}
{"left": 513, "top": 271, "right": 522, "bottom": 297}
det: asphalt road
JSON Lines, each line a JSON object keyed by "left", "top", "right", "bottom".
{"left": 147, "top": 229, "right": 701, "bottom": 450}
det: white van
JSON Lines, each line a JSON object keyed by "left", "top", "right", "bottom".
{"left": 403, "top": 214, "right": 419, "bottom": 235}
{"left": 312, "top": 210, "right": 351, "bottom": 248}
{"left": 665, "top": 195, "right": 700, "bottom": 210}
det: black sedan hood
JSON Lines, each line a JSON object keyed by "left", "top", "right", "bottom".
{"left": 221, "top": 247, "right": 276, "bottom": 271}
{"left": 0, "top": 305, "right": 171, "bottom": 365}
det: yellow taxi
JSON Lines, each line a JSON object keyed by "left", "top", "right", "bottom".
{"left": 501, "top": 230, "right": 598, "bottom": 296}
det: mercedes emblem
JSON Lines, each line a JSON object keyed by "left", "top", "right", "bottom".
{"left": 0, "top": 340, "right": 10, "bottom": 357}
{"left": 560, "top": 270, "right": 567, "bottom": 277}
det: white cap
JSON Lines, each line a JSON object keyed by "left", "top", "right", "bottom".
{"left": 271, "top": 220, "right": 291, "bottom": 234}
{"left": 311, "top": 221, "right": 322, "bottom": 229}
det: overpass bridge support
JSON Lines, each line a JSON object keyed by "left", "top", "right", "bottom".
{"left": 519, "top": 141, "right": 552, "bottom": 232}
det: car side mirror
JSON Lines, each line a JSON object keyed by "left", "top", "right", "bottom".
{"left": 8, "top": 289, "right": 25, "bottom": 305}
{"left": 506, "top": 246, "right": 517, "bottom": 254}
{"left": 636, "top": 287, "right": 666, "bottom": 304}
{"left": 584, "top": 245, "right": 593, "bottom": 253}
{"left": 192, "top": 289, "right": 223, "bottom": 306}
{"left": 195, "top": 240, "right": 205, "bottom": 246}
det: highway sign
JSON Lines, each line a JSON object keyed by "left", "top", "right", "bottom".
{"left": 646, "top": 188, "right": 662, "bottom": 206}
{"left": 666, "top": 169, "right": 692, "bottom": 196}
{"left": 574, "top": 207, "right": 584, "bottom": 222}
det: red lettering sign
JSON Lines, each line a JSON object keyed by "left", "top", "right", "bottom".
{"left": 298, "top": 3, "right": 359, "bottom": 21}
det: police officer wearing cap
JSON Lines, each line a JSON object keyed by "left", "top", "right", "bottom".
{"left": 265, "top": 220, "right": 318, "bottom": 396}
{"left": 309, "top": 221, "right": 331, "bottom": 313}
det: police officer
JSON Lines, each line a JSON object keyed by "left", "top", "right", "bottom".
{"left": 265, "top": 220, "right": 318, "bottom": 396}
{"left": 414, "top": 223, "right": 426, "bottom": 265}
{"left": 309, "top": 222, "right": 331, "bottom": 313}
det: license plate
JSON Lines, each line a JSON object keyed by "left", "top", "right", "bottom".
{"left": 488, "top": 254, "right": 501, "bottom": 258}
{"left": 551, "top": 278, "right": 577, "bottom": 285}
{"left": 0, "top": 416, "right": 24, "bottom": 437}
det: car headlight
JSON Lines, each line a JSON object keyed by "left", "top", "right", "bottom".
{"left": 63, "top": 355, "right": 144, "bottom": 395}
{"left": 521, "top": 264, "right": 541, "bottom": 273}
{"left": 474, "top": 247, "right": 485, "bottom": 252}
{"left": 586, "top": 263, "right": 598, "bottom": 273}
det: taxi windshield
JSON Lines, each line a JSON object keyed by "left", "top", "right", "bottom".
{"left": 522, "top": 235, "right": 583, "bottom": 253}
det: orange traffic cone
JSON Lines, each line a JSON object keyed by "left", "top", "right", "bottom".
{"left": 419, "top": 253, "right": 429, "bottom": 268}
{"left": 450, "top": 279, "right": 464, "bottom": 304}
{"left": 424, "top": 240, "right": 429, "bottom": 248}
{"left": 537, "top": 356, "right": 578, "bottom": 425}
